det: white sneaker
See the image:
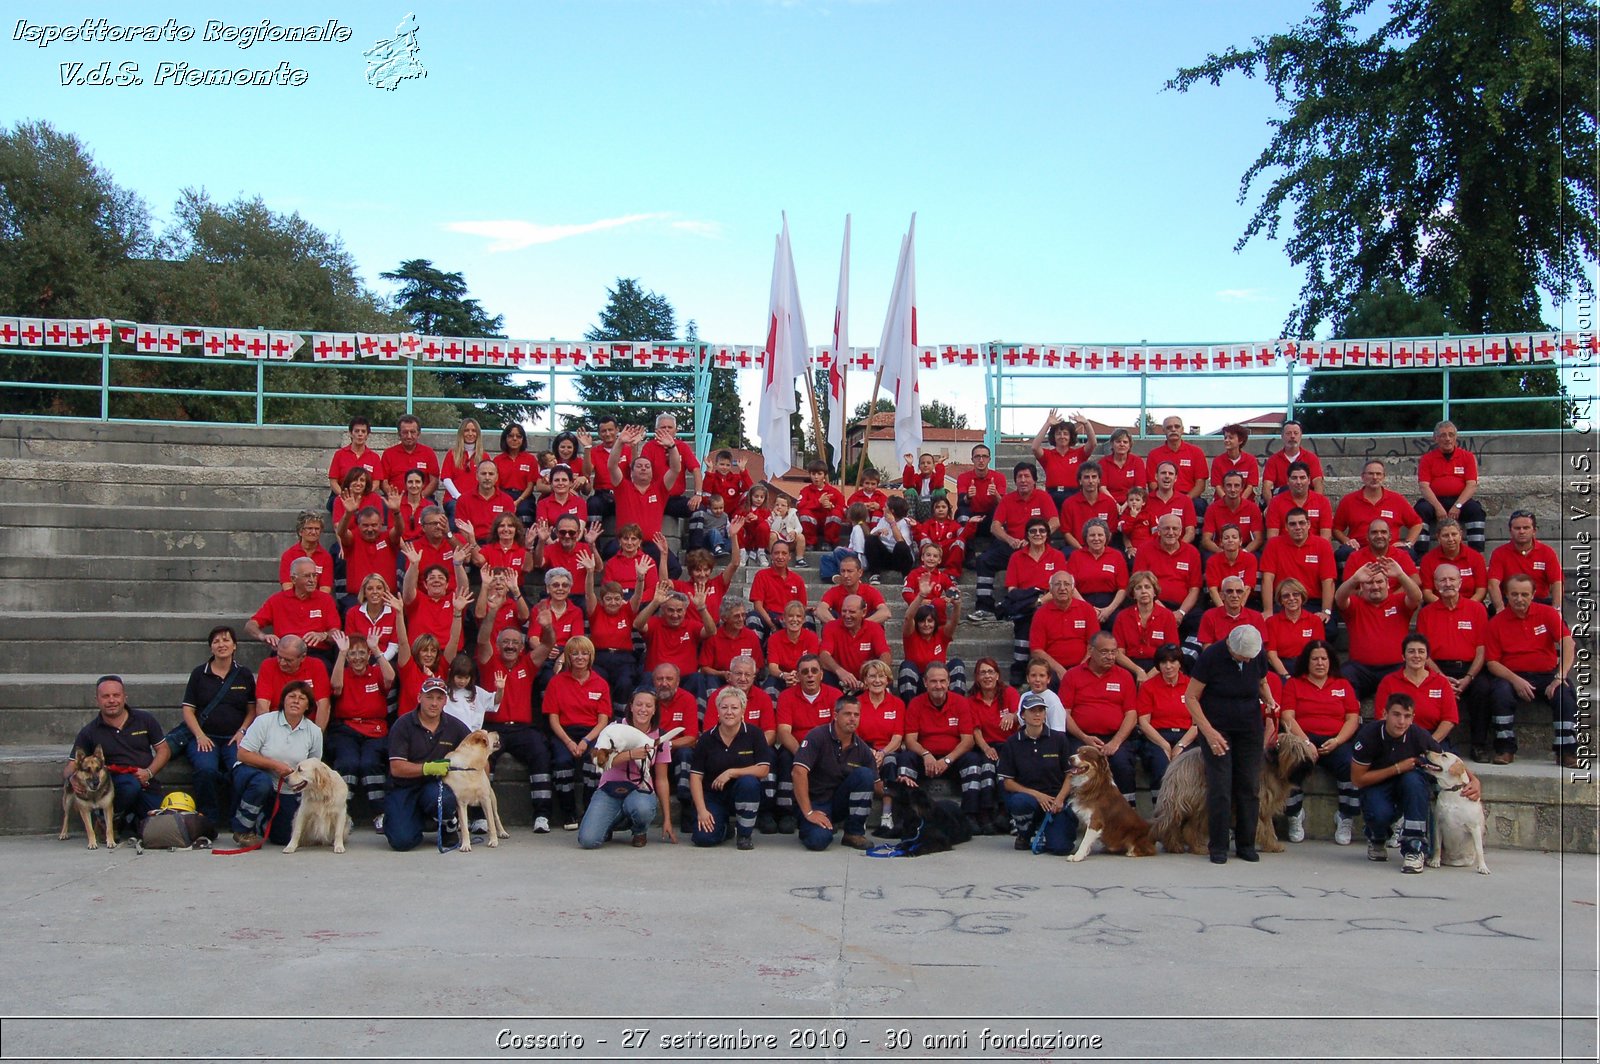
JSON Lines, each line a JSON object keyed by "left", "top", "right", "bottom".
{"left": 1402, "top": 851, "right": 1424, "bottom": 874}
{"left": 532, "top": 816, "right": 551, "bottom": 834}
{"left": 757, "top": 549, "right": 769, "bottom": 567}
{"left": 1386, "top": 817, "right": 1403, "bottom": 848}
{"left": 469, "top": 818, "right": 489, "bottom": 836}
{"left": 1286, "top": 811, "right": 1306, "bottom": 843}
{"left": 373, "top": 814, "right": 385, "bottom": 834}
{"left": 1333, "top": 816, "right": 1353, "bottom": 846}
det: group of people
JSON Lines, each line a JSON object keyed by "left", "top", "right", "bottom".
{"left": 61, "top": 409, "right": 1573, "bottom": 868}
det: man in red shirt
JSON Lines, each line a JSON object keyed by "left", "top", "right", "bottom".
{"left": 819, "top": 595, "right": 891, "bottom": 692}
{"left": 1484, "top": 574, "right": 1577, "bottom": 767}
{"left": 1201, "top": 470, "right": 1264, "bottom": 554}
{"left": 773, "top": 655, "right": 842, "bottom": 833}
{"left": 327, "top": 416, "right": 382, "bottom": 501}
{"left": 1134, "top": 514, "right": 1204, "bottom": 640}
{"left": 1145, "top": 415, "right": 1210, "bottom": 518}
{"left": 1340, "top": 518, "right": 1420, "bottom": 582}
{"left": 380, "top": 414, "right": 439, "bottom": 496}
{"left": 1265, "top": 461, "right": 1334, "bottom": 539}
{"left": 972, "top": 462, "right": 1057, "bottom": 620}
{"left": 608, "top": 423, "right": 683, "bottom": 578}
{"left": 1261, "top": 419, "right": 1325, "bottom": 496}
{"left": 475, "top": 621, "right": 557, "bottom": 832}
{"left": 336, "top": 504, "right": 401, "bottom": 605}
{"left": 1488, "top": 510, "right": 1564, "bottom": 611}
{"left": 1332, "top": 459, "right": 1422, "bottom": 569}
{"left": 901, "top": 662, "right": 990, "bottom": 834}
{"left": 1028, "top": 571, "right": 1099, "bottom": 682}
{"left": 1416, "top": 563, "right": 1492, "bottom": 762}
{"left": 1414, "top": 420, "right": 1486, "bottom": 555}
{"left": 251, "top": 635, "right": 332, "bottom": 731}
{"left": 640, "top": 412, "right": 701, "bottom": 523}
{"left": 1060, "top": 463, "right": 1120, "bottom": 550}
{"left": 577, "top": 416, "right": 628, "bottom": 522}
{"left": 454, "top": 460, "right": 517, "bottom": 543}
{"left": 1261, "top": 507, "right": 1337, "bottom": 622}
{"left": 1060, "top": 632, "right": 1139, "bottom": 803}
{"left": 815, "top": 556, "right": 891, "bottom": 626}
{"left": 955, "top": 444, "right": 1008, "bottom": 549}
{"left": 1334, "top": 558, "right": 1422, "bottom": 699}
{"left": 246, "top": 558, "right": 340, "bottom": 666}
{"left": 634, "top": 581, "right": 710, "bottom": 679}
{"left": 1209, "top": 424, "right": 1261, "bottom": 501}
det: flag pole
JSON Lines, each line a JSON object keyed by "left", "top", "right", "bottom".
{"left": 854, "top": 362, "right": 886, "bottom": 488}
{"left": 800, "top": 363, "right": 827, "bottom": 464}
{"left": 837, "top": 355, "right": 850, "bottom": 482}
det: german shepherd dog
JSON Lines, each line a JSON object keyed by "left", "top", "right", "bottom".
{"left": 882, "top": 780, "right": 973, "bottom": 856}
{"left": 60, "top": 746, "right": 117, "bottom": 849}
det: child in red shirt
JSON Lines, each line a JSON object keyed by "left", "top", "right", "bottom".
{"left": 797, "top": 460, "right": 846, "bottom": 549}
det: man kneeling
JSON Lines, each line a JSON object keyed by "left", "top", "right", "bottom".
{"left": 791, "top": 695, "right": 877, "bottom": 851}
{"left": 1351, "top": 693, "right": 1480, "bottom": 874}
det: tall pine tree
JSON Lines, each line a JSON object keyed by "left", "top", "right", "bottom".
{"left": 571, "top": 277, "right": 691, "bottom": 431}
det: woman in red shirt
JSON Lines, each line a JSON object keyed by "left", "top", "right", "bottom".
{"left": 1134, "top": 643, "right": 1196, "bottom": 793}
{"left": 856, "top": 659, "right": 907, "bottom": 836}
{"left": 1031, "top": 409, "right": 1096, "bottom": 506}
{"left": 1112, "top": 571, "right": 1178, "bottom": 681}
{"left": 543, "top": 635, "right": 613, "bottom": 829}
{"left": 899, "top": 601, "right": 963, "bottom": 700}
{"left": 1101, "top": 428, "right": 1147, "bottom": 506}
{"left": 475, "top": 513, "right": 532, "bottom": 581}
{"left": 1204, "top": 524, "right": 1259, "bottom": 609}
{"left": 1263, "top": 578, "right": 1326, "bottom": 680}
{"left": 495, "top": 423, "right": 539, "bottom": 524}
{"left": 1279, "top": 640, "right": 1361, "bottom": 844}
{"left": 762, "top": 600, "right": 820, "bottom": 698}
{"left": 967, "top": 657, "right": 1021, "bottom": 740}
{"left": 1065, "top": 518, "right": 1129, "bottom": 623}
{"left": 328, "top": 628, "right": 395, "bottom": 829}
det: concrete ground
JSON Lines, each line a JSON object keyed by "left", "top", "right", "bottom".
{"left": 1, "top": 827, "right": 1595, "bottom": 1063}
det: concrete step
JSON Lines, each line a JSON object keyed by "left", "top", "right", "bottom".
{"left": 0, "top": 554, "right": 279, "bottom": 613}
{"left": 0, "top": 674, "right": 194, "bottom": 745}
{"left": 0, "top": 613, "right": 244, "bottom": 673}
{"left": 0, "top": 525, "right": 292, "bottom": 558}
{"left": 1, "top": 502, "right": 302, "bottom": 534}
{"left": 0, "top": 471, "right": 326, "bottom": 511}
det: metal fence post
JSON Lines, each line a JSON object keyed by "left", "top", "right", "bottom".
{"left": 1286, "top": 359, "right": 1297, "bottom": 421}
{"left": 1441, "top": 367, "right": 1451, "bottom": 422}
{"left": 100, "top": 341, "right": 110, "bottom": 420}
{"left": 255, "top": 360, "right": 264, "bottom": 426}
{"left": 404, "top": 359, "right": 414, "bottom": 415}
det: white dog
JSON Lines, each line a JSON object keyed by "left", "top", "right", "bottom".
{"left": 282, "top": 759, "right": 351, "bottom": 854}
{"left": 445, "top": 729, "right": 505, "bottom": 852}
{"left": 591, "top": 723, "right": 684, "bottom": 773}
{"left": 1423, "top": 750, "right": 1490, "bottom": 875}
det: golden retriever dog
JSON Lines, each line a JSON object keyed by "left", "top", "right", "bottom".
{"left": 1065, "top": 748, "right": 1156, "bottom": 860}
{"left": 445, "top": 729, "right": 505, "bottom": 851}
{"left": 282, "top": 758, "right": 350, "bottom": 854}
{"left": 1151, "top": 733, "right": 1316, "bottom": 855}
{"left": 60, "top": 746, "right": 116, "bottom": 850}
{"left": 1423, "top": 750, "right": 1490, "bottom": 875}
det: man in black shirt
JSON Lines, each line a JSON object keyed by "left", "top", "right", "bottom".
{"left": 1351, "top": 693, "right": 1480, "bottom": 873}
{"left": 65, "top": 676, "right": 169, "bottom": 829}
{"left": 384, "top": 677, "right": 471, "bottom": 851}
{"left": 689, "top": 686, "right": 773, "bottom": 850}
{"left": 997, "top": 693, "right": 1075, "bottom": 854}
{"left": 792, "top": 696, "right": 877, "bottom": 851}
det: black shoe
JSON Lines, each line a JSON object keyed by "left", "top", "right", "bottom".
{"left": 874, "top": 821, "right": 902, "bottom": 839}
{"left": 1210, "top": 852, "right": 1228, "bottom": 864}
{"left": 736, "top": 835, "right": 754, "bottom": 851}
{"left": 756, "top": 812, "right": 778, "bottom": 835}
{"left": 776, "top": 815, "right": 797, "bottom": 834}
{"left": 963, "top": 814, "right": 988, "bottom": 837}
{"left": 987, "top": 811, "right": 1013, "bottom": 835}
{"left": 1014, "top": 834, "right": 1032, "bottom": 850}
{"left": 1470, "top": 745, "right": 1491, "bottom": 764}
{"left": 1235, "top": 849, "right": 1260, "bottom": 862}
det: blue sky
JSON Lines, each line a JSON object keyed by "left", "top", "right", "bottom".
{"left": 1, "top": 0, "right": 1504, "bottom": 431}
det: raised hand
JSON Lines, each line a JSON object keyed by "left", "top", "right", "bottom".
{"left": 330, "top": 629, "right": 349, "bottom": 651}
{"left": 585, "top": 519, "right": 602, "bottom": 544}
{"left": 452, "top": 587, "right": 475, "bottom": 612}
{"left": 400, "top": 540, "right": 423, "bottom": 564}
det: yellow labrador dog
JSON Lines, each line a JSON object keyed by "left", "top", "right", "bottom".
{"left": 282, "top": 759, "right": 351, "bottom": 854}
{"left": 445, "top": 729, "right": 506, "bottom": 851}
{"left": 1423, "top": 750, "right": 1490, "bottom": 875}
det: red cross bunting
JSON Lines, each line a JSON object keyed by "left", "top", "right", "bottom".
{"left": 335, "top": 337, "right": 356, "bottom": 359}
{"left": 226, "top": 331, "right": 248, "bottom": 354}
{"left": 1534, "top": 337, "right": 1556, "bottom": 360}
{"left": 958, "top": 348, "right": 979, "bottom": 365}
{"left": 0, "top": 321, "right": 16, "bottom": 344}
{"left": 1019, "top": 347, "right": 1038, "bottom": 366}
{"left": 270, "top": 335, "right": 294, "bottom": 358}
{"left": 851, "top": 350, "right": 874, "bottom": 371}
{"left": 1148, "top": 349, "right": 1169, "bottom": 372}
{"left": 919, "top": 349, "right": 938, "bottom": 369}
{"left": 736, "top": 350, "right": 753, "bottom": 368}
{"left": 1041, "top": 349, "right": 1059, "bottom": 368}
{"left": 1001, "top": 349, "right": 1021, "bottom": 366}
{"left": 44, "top": 321, "right": 67, "bottom": 345}
{"left": 91, "top": 320, "right": 112, "bottom": 343}
{"left": 117, "top": 325, "right": 136, "bottom": 343}
{"left": 358, "top": 335, "right": 379, "bottom": 356}
{"left": 1560, "top": 335, "right": 1579, "bottom": 359}
{"left": 1062, "top": 349, "right": 1082, "bottom": 370}
{"left": 1511, "top": 338, "right": 1530, "bottom": 362}
{"left": 421, "top": 338, "right": 442, "bottom": 360}
{"left": 671, "top": 347, "right": 693, "bottom": 364}
{"left": 159, "top": 330, "right": 181, "bottom": 352}
{"left": 379, "top": 338, "right": 399, "bottom": 358}
{"left": 313, "top": 337, "right": 334, "bottom": 359}
{"left": 401, "top": 334, "right": 421, "bottom": 355}
{"left": 1085, "top": 349, "right": 1104, "bottom": 371}
{"left": 136, "top": 328, "right": 158, "bottom": 351}
{"left": 69, "top": 323, "right": 91, "bottom": 346}
{"left": 1485, "top": 339, "right": 1506, "bottom": 363}
{"left": 245, "top": 335, "right": 267, "bottom": 358}
{"left": 1438, "top": 342, "right": 1458, "bottom": 365}
{"left": 1104, "top": 349, "right": 1124, "bottom": 371}
{"left": 815, "top": 350, "right": 833, "bottom": 370}
{"left": 1461, "top": 341, "right": 1482, "bottom": 365}
{"left": 1126, "top": 349, "right": 1146, "bottom": 372}
{"left": 1183, "top": 349, "right": 1205, "bottom": 371}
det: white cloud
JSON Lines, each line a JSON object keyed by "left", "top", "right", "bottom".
{"left": 1215, "top": 288, "right": 1269, "bottom": 302}
{"left": 445, "top": 213, "right": 665, "bottom": 252}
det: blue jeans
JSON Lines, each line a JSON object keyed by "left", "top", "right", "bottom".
{"left": 577, "top": 785, "right": 659, "bottom": 849}
{"left": 1005, "top": 791, "right": 1076, "bottom": 854}
{"left": 1360, "top": 768, "right": 1433, "bottom": 857}
{"left": 819, "top": 546, "right": 863, "bottom": 582}
{"left": 109, "top": 772, "right": 164, "bottom": 825}
{"left": 796, "top": 766, "right": 875, "bottom": 850}
{"left": 185, "top": 739, "right": 237, "bottom": 825}
{"left": 383, "top": 781, "right": 459, "bottom": 852}
{"left": 228, "top": 764, "right": 299, "bottom": 843}
{"left": 692, "top": 774, "right": 762, "bottom": 846}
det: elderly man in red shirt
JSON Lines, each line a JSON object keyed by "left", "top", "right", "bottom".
{"left": 1416, "top": 563, "right": 1492, "bottom": 763}
{"left": 1060, "top": 632, "right": 1139, "bottom": 805}
{"left": 1414, "top": 420, "right": 1486, "bottom": 556}
{"left": 1484, "top": 574, "right": 1577, "bottom": 767}
{"left": 1145, "top": 414, "right": 1210, "bottom": 519}
{"left": 1334, "top": 558, "right": 1422, "bottom": 700}
{"left": 246, "top": 557, "right": 340, "bottom": 667}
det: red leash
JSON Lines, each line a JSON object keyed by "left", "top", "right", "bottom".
{"left": 212, "top": 789, "right": 281, "bottom": 856}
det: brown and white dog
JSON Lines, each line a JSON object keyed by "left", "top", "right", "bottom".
{"left": 1150, "top": 733, "right": 1316, "bottom": 855}
{"left": 282, "top": 759, "right": 351, "bottom": 854}
{"left": 445, "top": 729, "right": 506, "bottom": 851}
{"left": 1065, "top": 747, "right": 1156, "bottom": 860}
{"left": 1423, "top": 750, "right": 1490, "bottom": 875}
{"left": 60, "top": 746, "right": 116, "bottom": 850}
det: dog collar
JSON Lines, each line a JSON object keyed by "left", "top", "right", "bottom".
{"left": 1436, "top": 781, "right": 1466, "bottom": 791}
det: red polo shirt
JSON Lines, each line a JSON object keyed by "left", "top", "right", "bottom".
{"left": 455, "top": 488, "right": 516, "bottom": 541}
{"left": 1060, "top": 663, "right": 1136, "bottom": 735}
{"left": 1418, "top": 546, "right": 1488, "bottom": 600}
{"left": 1205, "top": 550, "right": 1259, "bottom": 594}
{"left": 1263, "top": 611, "right": 1325, "bottom": 664}
{"left": 1486, "top": 604, "right": 1569, "bottom": 673}
{"left": 904, "top": 692, "right": 974, "bottom": 757}
{"left": 542, "top": 669, "right": 612, "bottom": 732}
{"left": 699, "top": 627, "right": 766, "bottom": 673}
{"left": 1344, "top": 592, "right": 1416, "bottom": 667}
{"left": 1341, "top": 545, "right": 1419, "bottom": 582}
{"left": 1261, "top": 535, "right": 1337, "bottom": 596}
{"left": 1134, "top": 541, "right": 1203, "bottom": 606}
{"left": 1204, "top": 497, "right": 1264, "bottom": 543}
{"left": 749, "top": 567, "right": 808, "bottom": 616}
{"left": 1137, "top": 673, "right": 1191, "bottom": 731}
{"left": 855, "top": 690, "right": 906, "bottom": 749}
{"left": 821, "top": 619, "right": 889, "bottom": 677}
{"left": 1061, "top": 491, "right": 1120, "bottom": 542}
{"left": 1145, "top": 441, "right": 1208, "bottom": 494}
{"left": 252, "top": 589, "right": 339, "bottom": 641}
{"left": 993, "top": 489, "right": 1054, "bottom": 540}
{"left": 1209, "top": 451, "right": 1261, "bottom": 495}
{"left": 1417, "top": 447, "right": 1478, "bottom": 498}
{"left": 955, "top": 469, "right": 1007, "bottom": 515}
{"left": 1112, "top": 604, "right": 1179, "bottom": 660}
{"left": 643, "top": 614, "right": 703, "bottom": 675}
{"left": 1066, "top": 547, "right": 1128, "bottom": 597}
{"left": 776, "top": 685, "right": 840, "bottom": 736}
{"left": 1029, "top": 597, "right": 1100, "bottom": 668}
{"left": 1489, "top": 541, "right": 1561, "bottom": 601}
{"left": 1263, "top": 447, "right": 1325, "bottom": 489}
{"left": 1333, "top": 488, "right": 1421, "bottom": 543}
{"left": 1005, "top": 546, "right": 1070, "bottom": 593}
{"left": 482, "top": 651, "right": 540, "bottom": 726}
{"left": 1098, "top": 454, "right": 1146, "bottom": 504}
{"left": 1375, "top": 670, "right": 1459, "bottom": 732}
{"left": 1416, "top": 598, "right": 1489, "bottom": 664}
{"left": 380, "top": 443, "right": 439, "bottom": 493}
{"left": 1266, "top": 489, "right": 1334, "bottom": 534}
{"left": 1281, "top": 675, "right": 1358, "bottom": 735}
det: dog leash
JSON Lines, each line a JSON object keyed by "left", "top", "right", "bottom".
{"left": 1031, "top": 812, "right": 1054, "bottom": 854}
{"left": 212, "top": 789, "right": 280, "bottom": 856}
{"left": 866, "top": 825, "right": 923, "bottom": 858}
{"left": 436, "top": 766, "right": 473, "bottom": 854}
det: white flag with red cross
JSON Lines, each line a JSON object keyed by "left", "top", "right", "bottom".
{"left": 268, "top": 332, "right": 303, "bottom": 361}
{"left": 1528, "top": 332, "right": 1558, "bottom": 362}
{"left": 201, "top": 329, "right": 230, "bottom": 357}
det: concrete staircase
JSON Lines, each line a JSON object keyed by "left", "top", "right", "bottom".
{"left": 0, "top": 420, "right": 1592, "bottom": 852}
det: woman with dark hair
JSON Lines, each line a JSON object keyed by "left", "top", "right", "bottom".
{"left": 495, "top": 423, "right": 539, "bottom": 524}
{"left": 899, "top": 590, "right": 964, "bottom": 700}
{"left": 1278, "top": 639, "right": 1361, "bottom": 845}
{"left": 1065, "top": 518, "right": 1128, "bottom": 624}
{"left": 1030, "top": 409, "right": 1097, "bottom": 507}
{"left": 537, "top": 431, "right": 590, "bottom": 497}
{"left": 230, "top": 680, "right": 322, "bottom": 849}
{"left": 1374, "top": 632, "right": 1459, "bottom": 748}
{"left": 1100, "top": 427, "right": 1146, "bottom": 507}
{"left": 1135, "top": 643, "right": 1196, "bottom": 795}
{"left": 1184, "top": 625, "right": 1278, "bottom": 864}
{"left": 577, "top": 688, "right": 673, "bottom": 849}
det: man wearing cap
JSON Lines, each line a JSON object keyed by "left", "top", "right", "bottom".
{"left": 790, "top": 695, "right": 877, "bottom": 851}
{"left": 384, "top": 676, "right": 472, "bottom": 851}
{"left": 997, "top": 694, "right": 1075, "bottom": 854}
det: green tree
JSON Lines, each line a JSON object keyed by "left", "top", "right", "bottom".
{"left": 922, "top": 399, "right": 968, "bottom": 430}
{"left": 381, "top": 258, "right": 543, "bottom": 429}
{"left": 1294, "top": 284, "right": 1569, "bottom": 433}
{"left": 1169, "top": 0, "right": 1597, "bottom": 339}
{"left": 569, "top": 277, "right": 691, "bottom": 432}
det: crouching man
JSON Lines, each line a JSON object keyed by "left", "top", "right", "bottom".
{"left": 384, "top": 677, "right": 471, "bottom": 851}
{"left": 1351, "top": 693, "right": 1480, "bottom": 874}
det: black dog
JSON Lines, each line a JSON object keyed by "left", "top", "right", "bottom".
{"left": 881, "top": 781, "right": 972, "bottom": 856}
